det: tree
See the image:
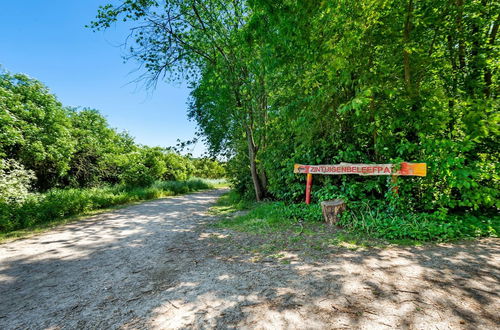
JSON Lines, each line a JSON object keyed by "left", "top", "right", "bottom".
{"left": 90, "top": 0, "right": 498, "bottom": 213}
{"left": 0, "top": 72, "right": 75, "bottom": 189}
{"left": 66, "top": 108, "right": 124, "bottom": 187}
{"left": 90, "top": 0, "right": 270, "bottom": 200}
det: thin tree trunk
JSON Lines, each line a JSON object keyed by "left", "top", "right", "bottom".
{"left": 403, "top": 0, "right": 414, "bottom": 94}
{"left": 456, "top": 0, "right": 466, "bottom": 71}
{"left": 246, "top": 124, "right": 264, "bottom": 201}
{"left": 484, "top": 14, "right": 499, "bottom": 97}
{"left": 447, "top": 34, "right": 457, "bottom": 132}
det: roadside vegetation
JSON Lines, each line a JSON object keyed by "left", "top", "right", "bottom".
{"left": 93, "top": 1, "right": 499, "bottom": 245}
{"left": 2, "top": 1, "right": 497, "bottom": 244}
{"left": 0, "top": 179, "right": 216, "bottom": 241}
{"left": 212, "top": 191, "right": 498, "bottom": 252}
{"left": 0, "top": 71, "right": 226, "bottom": 237}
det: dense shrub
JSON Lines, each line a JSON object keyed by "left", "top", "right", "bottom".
{"left": 1, "top": 70, "right": 226, "bottom": 193}
{"left": 192, "top": 158, "right": 226, "bottom": 179}
{"left": 0, "top": 73, "right": 74, "bottom": 189}
{"left": 162, "top": 152, "right": 195, "bottom": 181}
{"left": 89, "top": 1, "right": 498, "bottom": 242}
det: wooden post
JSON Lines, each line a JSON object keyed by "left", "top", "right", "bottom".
{"left": 391, "top": 175, "right": 399, "bottom": 194}
{"left": 305, "top": 173, "right": 313, "bottom": 204}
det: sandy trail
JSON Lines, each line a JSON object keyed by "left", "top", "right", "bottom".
{"left": 0, "top": 189, "right": 499, "bottom": 329}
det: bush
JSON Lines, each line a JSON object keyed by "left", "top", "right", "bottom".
{"left": 192, "top": 158, "right": 226, "bottom": 179}
{"left": 162, "top": 152, "right": 195, "bottom": 181}
{"left": 215, "top": 191, "right": 498, "bottom": 243}
{"left": 0, "top": 159, "right": 35, "bottom": 204}
{"left": 120, "top": 162, "right": 157, "bottom": 187}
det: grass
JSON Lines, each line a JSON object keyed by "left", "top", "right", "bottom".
{"left": 0, "top": 178, "right": 217, "bottom": 242}
{"left": 210, "top": 191, "right": 499, "bottom": 257}
{"left": 210, "top": 192, "right": 373, "bottom": 256}
{"left": 209, "top": 190, "right": 254, "bottom": 216}
{"left": 200, "top": 178, "right": 230, "bottom": 189}
{"left": 338, "top": 201, "right": 499, "bottom": 242}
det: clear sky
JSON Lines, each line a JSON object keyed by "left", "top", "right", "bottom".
{"left": 0, "top": 0, "right": 206, "bottom": 156}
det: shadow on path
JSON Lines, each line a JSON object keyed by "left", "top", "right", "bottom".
{"left": 0, "top": 189, "right": 498, "bottom": 329}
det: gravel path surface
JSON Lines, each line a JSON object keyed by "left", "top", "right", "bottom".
{"left": 1, "top": 189, "right": 499, "bottom": 329}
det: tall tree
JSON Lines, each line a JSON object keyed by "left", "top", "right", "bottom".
{"left": 90, "top": 0, "right": 269, "bottom": 200}
{"left": 0, "top": 72, "right": 75, "bottom": 189}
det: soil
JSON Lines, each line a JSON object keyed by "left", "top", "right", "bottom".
{"left": 0, "top": 189, "right": 499, "bottom": 329}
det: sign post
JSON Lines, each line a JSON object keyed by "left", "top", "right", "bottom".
{"left": 305, "top": 173, "right": 313, "bottom": 204}
{"left": 294, "top": 162, "right": 426, "bottom": 203}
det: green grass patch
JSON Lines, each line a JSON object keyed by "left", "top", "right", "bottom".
{"left": 0, "top": 178, "right": 215, "bottom": 242}
{"left": 196, "top": 178, "right": 230, "bottom": 189}
{"left": 209, "top": 190, "right": 254, "bottom": 216}
{"left": 212, "top": 191, "right": 499, "bottom": 252}
{"left": 214, "top": 199, "right": 322, "bottom": 234}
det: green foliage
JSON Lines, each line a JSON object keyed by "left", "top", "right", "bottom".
{"left": 120, "top": 162, "right": 157, "bottom": 187}
{"left": 0, "top": 69, "right": 227, "bottom": 198}
{"left": 65, "top": 108, "right": 136, "bottom": 187}
{"left": 0, "top": 72, "right": 75, "bottom": 189}
{"left": 118, "top": 148, "right": 167, "bottom": 187}
{"left": 90, "top": 0, "right": 499, "bottom": 217}
{"left": 162, "top": 152, "right": 195, "bottom": 181}
{"left": 0, "top": 179, "right": 213, "bottom": 234}
{"left": 192, "top": 158, "right": 226, "bottom": 179}
{"left": 215, "top": 191, "right": 498, "bottom": 243}
{"left": 338, "top": 202, "right": 499, "bottom": 242}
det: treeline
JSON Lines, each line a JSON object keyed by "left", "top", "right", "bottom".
{"left": 0, "top": 71, "right": 225, "bottom": 202}
{"left": 91, "top": 0, "right": 499, "bottom": 216}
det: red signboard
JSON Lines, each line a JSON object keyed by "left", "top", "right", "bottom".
{"left": 294, "top": 162, "right": 427, "bottom": 204}
{"left": 294, "top": 162, "right": 426, "bottom": 176}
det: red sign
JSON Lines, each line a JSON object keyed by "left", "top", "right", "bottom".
{"left": 294, "top": 162, "right": 426, "bottom": 176}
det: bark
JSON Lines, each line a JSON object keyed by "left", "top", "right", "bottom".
{"left": 246, "top": 124, "right": 264, "bottom": 201}
{"left": 447, "top": 34, "right": 457, "bottom": 132}
{"left": 456, "top": 0, "right": 466, "bottom": 71}
{"left": 447, "top": 35, "right": 458, "bottom": 72}
{"left": 370, "top": 95, "right": 378, "bottom": 161}
{"left": 403, "top": 0, "right": 414, "bottom": 94}
{"left": 484, "top": 14, "right": 499, "bottom": 97}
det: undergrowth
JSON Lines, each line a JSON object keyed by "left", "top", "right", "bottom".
{"left": 339, "top": 201, "right": 498, "bottom": 242}
{"left": 214, "top": 191, "right": 499, "bottom": 245}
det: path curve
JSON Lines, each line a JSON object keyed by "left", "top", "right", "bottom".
{"left": 0, "top": 189, "right": 226, "bottom": 329}
{"left": 1, "top": 189, "right": 499, "bottom": 329}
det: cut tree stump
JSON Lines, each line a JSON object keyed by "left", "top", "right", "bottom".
{"left": 321, "top": 199, "right": 346, "bottom": 225}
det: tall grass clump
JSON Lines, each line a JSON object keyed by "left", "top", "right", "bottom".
{"left": 338, "top": 201, "right": 499, "bottom": 242}
{"left": 0, "top": 179, "right": 215, "bottom": 234}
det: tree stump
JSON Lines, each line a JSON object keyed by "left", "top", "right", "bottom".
{"left": 321, "top": 199, "right": 346, "bottom": 225}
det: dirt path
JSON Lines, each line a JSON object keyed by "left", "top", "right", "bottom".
{"left": 1, "top": 189, "right": 499, "bottom": 329}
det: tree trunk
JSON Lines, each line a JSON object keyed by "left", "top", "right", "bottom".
{"left": 403, "top": 0, "right": 414, "bottom": 94}
{"left": 484, "top": 14, "right": 499, "bottom": 98}
{"left": 456, "top": 0, "right": 466, "bottom": 71}
{"left": 246, "top": 124, "right": 264, "bottom": 201}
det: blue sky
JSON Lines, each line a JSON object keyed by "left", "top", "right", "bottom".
{"left": 0, "top": 0, "right": 205, "bottom": 156}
